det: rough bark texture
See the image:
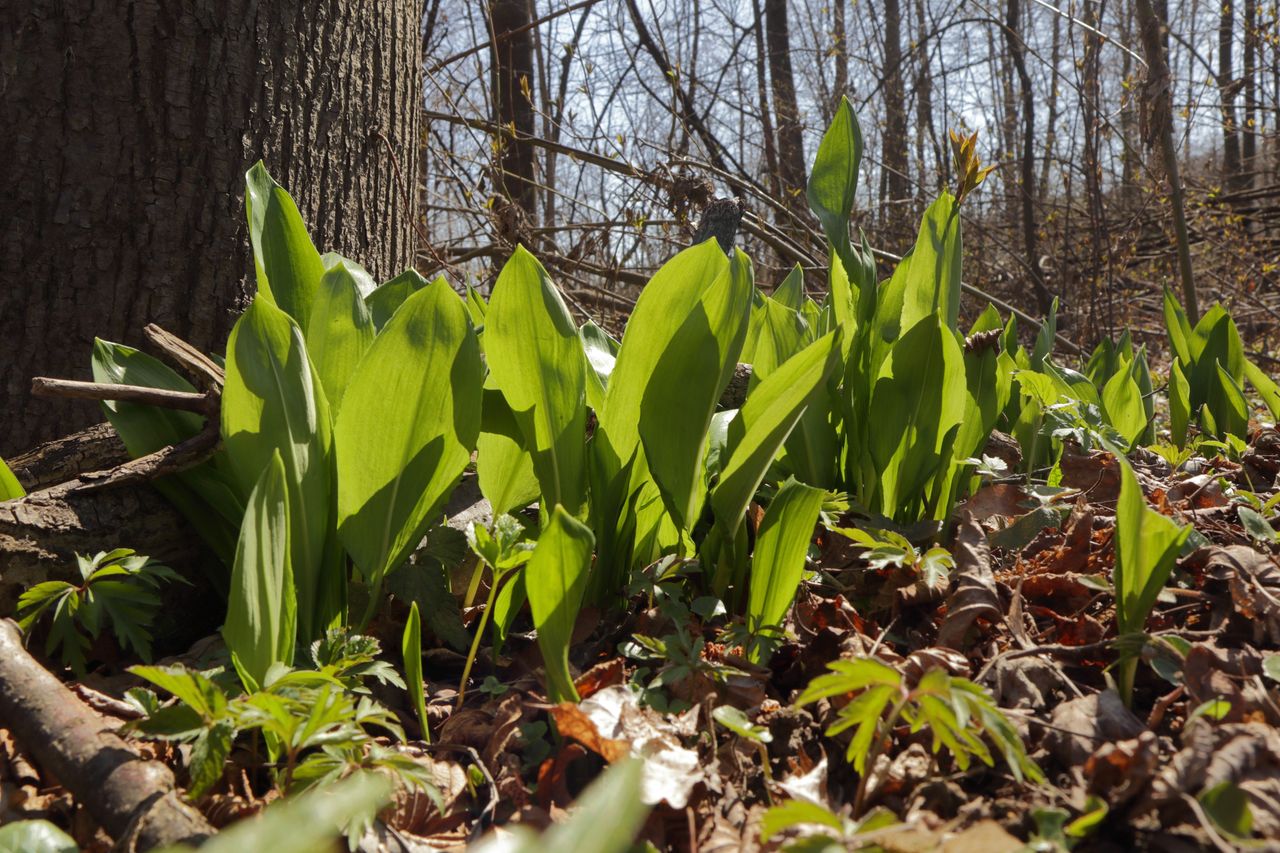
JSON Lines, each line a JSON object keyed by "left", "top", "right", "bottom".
{"left": 1, "top": 1, "right": 421, "bottom": 455}
{"left": 0, "top": 618, "right": 216, "bottom": 849}
{"left": 764, "top": 0, "right": 806, "bottom": 211}
{"left": 880, "top": 0, "right": 911, "bottom": 236}
{"left": 489, "top": 0, "right": 538, "bottom": 218}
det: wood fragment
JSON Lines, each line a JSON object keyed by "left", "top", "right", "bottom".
{"left": 31, "top": 377, "right": 213, "bottom": 415}
{"left": 0, "top": 619, "right": 215, "bottom": 849}
{"left": 143, "top": 324, "right": 225, "bottom": 391}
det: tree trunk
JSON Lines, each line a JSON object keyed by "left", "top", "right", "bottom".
{"left": 1242, "top": 0, "right": 1258, "bottom": 187}
{"left": 0, "top": 1, "right": 421, "bottom": 456}
{"left": 764, "top": 0, "right": 807, "bottom": 214}
{"left": 1219, "top": 0, "right": 1244, "bottom": 188}
{"left": 489, "top": 0, "right": 538, "bottom": 220}
{"left": 880, "top": 0, "right": 911, "bottom": 238}
{"left": 1003, "top": 0, "right": 1052, "bottom": 313}
{"left": 1136, "top": 0, "right": 1199, "bottom": 323}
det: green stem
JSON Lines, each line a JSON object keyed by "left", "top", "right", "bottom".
{"left": 455, "top": 573, "right": 504, "bottom": 711}
{"left": 355, "top": 571, "right": 385, "bottom": 633}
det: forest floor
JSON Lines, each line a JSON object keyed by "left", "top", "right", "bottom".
{"left": 4, "top": 426, "right": 1280, "bottom": 852}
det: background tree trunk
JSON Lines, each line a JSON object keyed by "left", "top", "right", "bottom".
{"left": 488, "top": 0, "right": 538, "bottom": 220}
{"left": 879, "top": 0, "right": 911, "bottom": 238}
{"left": 1, "top": 0, "right": 421, "bottom": 456}
{"left": 764, "top": 0, "right": 807, "bottom": 216}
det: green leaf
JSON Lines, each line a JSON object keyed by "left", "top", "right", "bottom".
{"left": 807, "top": 96, "right": 862, "bottom": 270}
{"left": 92, "top": 340, "right": 243, "bottom": 568}
{"left": 223, "top": 451, "right": 296, "bottom": 692}
{"left": 476, "top": 387, "right": 540, "bottom": 518}
{"left": 402, "top": 602, "right": 429, "bottom": 742}
{"left": 1238, "top": 506, "right": 1279, "bottom": 543}
{"left": 1101, "top": 367, "right": 1148, "bottom": 450}
{"left": 868, "top": 315, "right": 966, "bottom": 519}
{"left": 0, "top": 455, "right": 24, "bottom": 500}
{"left": 760, "top": 799, "right": 845, "bottom": 842}
{"left": 534, "top": 760, "right": 648, "bottom": 853}
{"left": 366, "top": 269, "right": 430, "bottom": 332}
{"left": 0, "top": 821, "right": 78, "bottom": 853}
{"left": 712, "top": 705, "right": 772, "bottom": 743}
{"left": 1114, "top": 459, "right": 1190, "bottom": 637}
{"left": 581, "top": 320, "right": 620, "bottom": 412}
{"left": 595, "top": 240, "right": 730, "bottom": 484}
{"left": 128, "top": 664, "right": 228, "bottom": 721}
{"left": 639, "top": 249, "right": 753, "bottom": 530}
{"left": 1246, "top": 358, "right": 1280, "bottom": 423}
{"left": 188, "top": 719, "right": 235, "bottom": 799}
{"left": 1264, "top": 654, "right": 1280, "bottom": 684}
{"left": 305, "top": 262, "right": 375, "bottom": 413}
{"left": 484, "top": 247, "right": 588, "bottom": 513}
{"left": 772, "top": 265, "right": 807, "bottom": 311}
{"left": 1169, "top": 359, "right": 1192, "bottom": 448}
{"left": 162, "top": 772, "right": 394, "bottom": 853}
{"left": 244, "top": 162, "right": 325, "bottom": 330}
{"left": 746, "top": 479, "right": 824, "bottom": 662}
{"left": 1198, "top": 781, "right": 1253, "bottom": 838}
{"left": 335, "top": 280, "right": 483, "bottom": 583}
{"left": 222, "top": 296, "right": 335, "bottom": 641}
{"left": 526, "top": 505, "right": 595, "bottom": 702}
{"left": 712, "top": 333, "right": 840, "bottom": 545}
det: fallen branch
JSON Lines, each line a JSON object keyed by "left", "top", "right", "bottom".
{"left": 31, "top": 377, "right": 214, "bottom": 416}
{"left": 0, "top": 619, "right": 215, "bottom": 849}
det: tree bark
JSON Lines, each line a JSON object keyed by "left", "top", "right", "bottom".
{"left": 764, "top": 0, "right": 807, "bottom": 215}
{"left": 1002, "top": 0, "right": 1052, "bottom": 313}
{"left": 1, "top": 1, "right": 422, "bottom": 456}
{"left": 880, "top": 0, "right": 912, "bottom": 237}
{"left": 1136, "top": 0, "right": 1199, "bottom": 323}
{"left": 1242, "top": 0, "right": 1258, "bottom": 188}
{"left": 489, "top": 0, "right": 539, "bottom": 220}
{"left": 1218, "top": 0, "right": 1244, "bottom": 188}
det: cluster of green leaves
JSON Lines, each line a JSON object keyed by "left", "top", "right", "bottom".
{"left": 16, "top": 549, "right": 182, "bottom": 674}
{"left": 1162, "top": 288, "right": 1280, "bottom": 447}
{"left": 1111, "top": 460, "right": 1191, "bottom": 706}
{"left": 830, "top": 526, "right": 956, "bottom": 592}
{"left": 124, "top": 629, "right": 434, "bottom": 805}
{"left": 796, "top": 656, "right": 1042, "bottom": 813}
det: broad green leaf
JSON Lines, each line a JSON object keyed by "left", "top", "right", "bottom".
{"left": 366, "top": 269, "right": 430, "bottom": 332}
{"left": 223, "top": 451, "right": 295, "bottom": 692}
{"left": 772, "top": 264, "right": 807, "bottom": 311}
{"left": 868, "top": 315, "right": 966, "bottom": 519}
{"left": 807, "top": 96, "right": 862, "bottom": 270}
{"left": 402, "top": 601, "right": 429, "bottom": 742}
{"left": 464, "top": 283, "right": 489, "bottom": 327}
{"left": 305, "top": 262, "right": 375, "bottom": 412}
{"left": 91, "top": 340, "right": 243, "bottom": 567}
{"left": 749, "top": 296, "right": 809, "bottom": 380}
{"left": 320, "top": 253, "right": 377, "bottom": 298}
{"left": 222, "top": 297, "right": 334, "bottom": 639}
{"left": 1198, "top": 781, "right": 1253, "bottom": 839}
{"left": 0, "top": 821, "right": 77, "bottom": 853}
{"left": 1245, "top": 359, "right": 1280, "bottom": 422}
{"left": 581, "top": 320, "right": 620, "bottom": 412}
{"left": 1170, "top": 359, "right": 1192, "bottom": 448}
{"left": 596, "top": 240, "right": 730, "bottom": 481}
{"left": 485, "top": 247, "right": 588, "bottom": 513}
{"left": 1114, "top": 459, "right": 1190, "bottom": 637}
{"left": 874, "top": 193, "right": 962, "bottom": 353}
{"left": 335, "top": 280, "right": 483, "bottom": 583}
{"left": 0, "top": 456, "right": 24, "bottom": 500}
{"left": 760, "top": 800, "right": 845, "bottom": 842}
{"left": 746, "top": 479, "right": 824, "bottom": 662}
{"left": 476, "top": 386, "right": 540, "bottom": 517}
{"left": 244, "top": 162, "right": 325, "bottom": 330}
{"left": 1101, "top": 367, "right": 1147, "bottom": 450}
{"left": 1163, "top": 288, "right": 1193, "bottom": 366}
{"left": 526, "top": 505, "right": 595, "bottom": 702}
{"left": 163, "top": 773, "right": 394, "bottom": 853}
{"left": 639, "top": 250, "right": 753, "bottom": 530}
{"left": 713, "top": 332, "right": 840, "bottom": 543}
